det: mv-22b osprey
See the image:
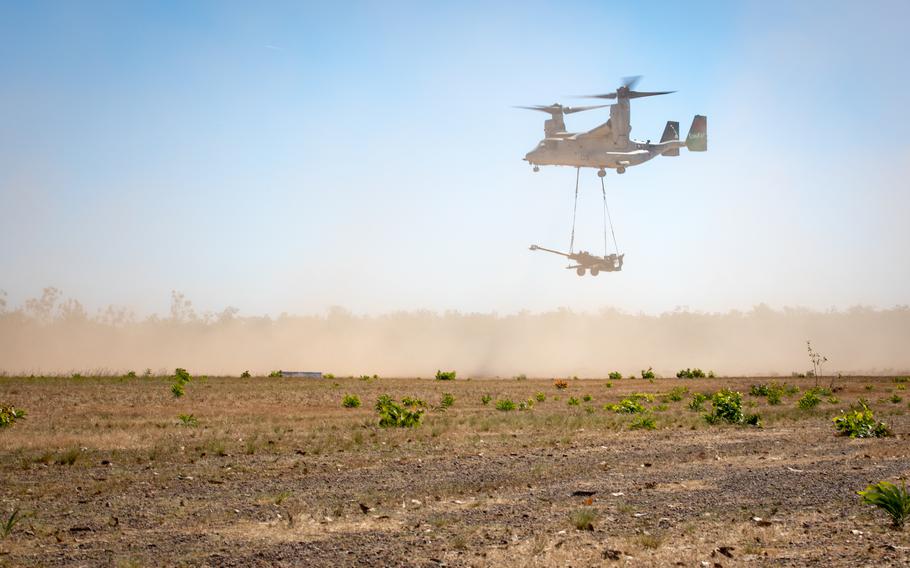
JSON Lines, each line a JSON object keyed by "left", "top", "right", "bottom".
{"left": 519, "top": 76, "right": 706, "bottom": 177}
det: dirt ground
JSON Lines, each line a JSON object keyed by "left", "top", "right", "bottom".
{"left": 1, "top": 373, "right": 909, "bottom": 567}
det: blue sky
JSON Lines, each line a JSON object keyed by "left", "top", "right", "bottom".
{"left": 1, "top": 0, "right": 908, "bottom": 316}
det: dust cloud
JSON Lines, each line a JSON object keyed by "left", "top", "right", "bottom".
{"left": 1, "top": 288, "right": 908, "bottom": 377}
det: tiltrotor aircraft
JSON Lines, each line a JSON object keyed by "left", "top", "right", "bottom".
{"left": 519, "top": 76, "right": 706, "bottom": 176}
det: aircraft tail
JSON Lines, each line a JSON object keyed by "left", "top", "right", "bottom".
{"left": 685, "top": 115, "right": 707, "bottom": 151}
{"left": 660, "top": 121, "right": 679, "bottom": 157}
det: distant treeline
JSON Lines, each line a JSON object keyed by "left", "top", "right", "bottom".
{"left": 1, "top": 288, "right": 908, "bottom": 377}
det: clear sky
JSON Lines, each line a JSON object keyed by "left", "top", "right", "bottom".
{"left": 1, "top": 0, "right": 908, "bottom": 317}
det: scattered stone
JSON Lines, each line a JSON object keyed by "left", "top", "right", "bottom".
{"left": 571, "top": 490, "right": 597, "bottom": 497}
{"left": 603, "top": 549, "right": 622, "bottom": 560}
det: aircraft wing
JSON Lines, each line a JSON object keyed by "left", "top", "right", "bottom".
{"left": 575, "top": 120, "right": 613, "bottom": 140}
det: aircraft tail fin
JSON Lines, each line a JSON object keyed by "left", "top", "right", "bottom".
{"left": 661, "top": 121, "right": 679, "bottom": 156}
{"left": 685, "top": 115, "right": 707, "bottom": 151}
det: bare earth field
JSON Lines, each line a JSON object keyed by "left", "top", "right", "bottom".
{"left": 1, "top": 374, "right": 909, "bottom": 567}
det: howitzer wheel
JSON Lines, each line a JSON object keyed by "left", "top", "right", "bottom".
{"left": 591, "top": 268, "right": 600, "bottom": 276}
{"left": 597, "top": 168, "right": 606, "bottom": 178}
{"left": 576, "top": 267, "right": 585, "bottom": 276}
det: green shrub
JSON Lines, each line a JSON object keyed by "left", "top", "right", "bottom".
{"left": 665, "top": 386, "right": 689, "bottom": 402}
{"left": 890, "top": 394, "right": 903, "bottom": 404}
{"left": 608, "top": 371, "right": 623, "bottom": 381}
{"left": 604, "top": 382, "right": 613, "bottom": 388}
{"left": 401, "top": 396, "right": 427, "bottom": 408}
{"left": 375, "top": 395, "right": 423, "bottom": 427}
{"left": 767, "top": 389, "right": 782, "bottom": 405}
{"left": 481, "top": 394, "right": 492, "bottom": 405}
{"left": 628, "top": 393, "right": 655, "bottom": 403}
{"left": 0, "top": 404, "right": 26, "bottom": 428}
{"left": 435, "top": 370, "right": 456, "bottom": 381}
{"left": 798, "top": 390, "right": 821, "bottom": 409}
{"left": 608, "top": 398, "right": 646, "bottom": 414}
{"left": 894, "top": 377, "right": 909, "bottom": 384}
{"left": 676, "top": 368, "right": 706, "bottom": 379}
{"left": 640, "top": 367, "right": 656, "bottom": 380}
{"left": 582, "top": 394, "right": 593, "bottom": 402}
{"left": 858, "top": 481, "right": 910, "bottom": 528}
{"left": 342, "top": 394, "right": 361, "bottom": 408}
{"left": 570, "top": 508, "right": 596, "bottom": 531}
{"left": 567, "top": 397, "right": 580, "bottom": 406}
{"left": 440, "top": 392, "right": 455, "bottom": 409}
{"left": 171, "top": 368, "right": 192, "bottom": 398}
{"left": 170, "top": 383, "right": 185, "bottom": 398}
{"left": 653, "top": 404, "right": 669, "bottom": 412}
{"left": 833, "top": 403, "right": 890, "bottom": 438}
{"left": 704, "top": 389, "right": 750, "bottom": 425}
{"left": 268, "top": 370, "right": 282, "bottom": 378}
{"left": 630, "top": 415, "right": 656, "bottom": 430}
{"left": 178, "top": 414, "right": 198, "bottom": 427}
{"left": 125, "top": 370, "right": 137, "bottom": 378}
{"left": 495, "top": 399, "right": 516, "bottom": 411}
{"left": 240, "top": 370, "right": 252, "bottom": 378}
{"left": 534, "top": 392, "right": 546, "bottom": 402}
{"left": 688, "top": 393, "right": 708, "bottom": 412}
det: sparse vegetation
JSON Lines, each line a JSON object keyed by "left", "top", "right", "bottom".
{"left": 676, "top": 368, "right": 706, "bottom": 378}
{"left": 375, "top": 395, "right": 423, "bottom": 428}
{"left": 608, "top": 398, "right": 646, "bottom": 414}
{"left": 640, "top": 367, "right": 656, "bottom": 379}
{"left": 495, "top": 399, "right": 516, "bottom": 411}
{"left": 481, "top": 394, "right": 492, "bottom": 405}
{"left": 178, "top": 414, "right": 198, "bottom": 427}
{"left": 342, "top": 394, "right": 361, "bottom": 408}
{"left": 630, "top": 415, "right": 656, "bottom": 430}
{"left": 833, "top": 402, "right": 890, "bottom": 438}
{"left": 858, "top": 481, "right": 910, "bottom": 528}
{"left": 440, "top": 392, "right": 455, "bottom": 409}
{"left": 0, "top": 404, "right": 26, "bottom": 428}
{"left": 534, "top": 392, "right": 546, "bottom": 402}
{"left": 798, "top": 390, "right": 821, "bottom": 409}
{"left": 567, "top": 397, "right": 580, "bottom": 406}
{"left": 688, "top": 393, "right": 708, "bottom": 411}
{"left": 401, "top": 396, "right": 427, "bottom": 408}
{"left": 570, "top": 508, "right": 596, "bottom": 530}
{"left": 1, "top": 508, "right": 24, "bottom": 539}
{"left": 704, "top": 389, "right": 760, "bottom": 426}
{"left": 268, "top": 370, "right": 282, "bottom": 378}
{"left": 171, "top": 368, "right": 191, "bottom": 398}
{"left": 608, "top": 371, "right": 623, "bottom": 381}
{"left": 435, "top": 370, "right": 456, "bottom": 381}
{"left": 665, "top": 386, "right": 688, "bottom": 402}
{"left": 240, "top": 370, "right": 252, "bottom": 378}
{"left": 582, "top": 394, "right": 593, "bottom": 402}
{"left": 889, "top": 394, "right": 903, "bottom": 404}
{"left": 553, "top": 379, "right": 568, "bottom": 390}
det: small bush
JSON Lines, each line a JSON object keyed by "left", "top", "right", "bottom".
{"left": 628, "top": 392, "right": 655, "bottom": 402}
{"left": 514, "top": 374, "right": 527, "bottom": 381}
{"left": 553, "top": 379, "right": 568, "bottom": 390}
{"left": 705, "top": 389, "right": 748, "bottom": 424}
{"left": 0, "top": 404, "right": 26, "bottom": 428}
{"left": 676, "top": 368, "right": 706, "bottom": 379}
{"left": 171, "top": 368, "right": 192, "bottom": 398}
{"left": 178, "top": 414, "right": 198, "bottom": 427}
{"left": 767, "top": 389, "right": 782, "bottom": 405}
{"left": 342, "top": 394, "right": 361, "bottom": 408}
{"left": 858, "top": 481, "right": 910, "bottom": 528}
{"left": 495, "top": 399, "right": 516, "bottom": 411}
{"left": 171, "top": 383, "right": 185, "bottom": 398}
{"left": 55, "top": 448, "right": 80, "bottom": 466}
{"left": 608, "top": 398, "right": 646, "bottom": 414}
{"left": 435, "top": 370, "right": 456, "bottom": 381}
{"left": 481, "top": 394, "right": 492, "bottom": 405}
{"left": 375, "top": 395, "right": 423, "bottom": 427}
{"left": 1, "top": 508, "right": 24, "bottom": 539}
{"left": 608, "top": 371, "right": 623, "bottom": 381}
{"left": 630, "top": 415, "right": 656, "bottom": 430}
{"left": 125, "top": 370, "right": 137, "bottom": 378}
{"left": 401, "top": 396, "right": 427, "bottom": 408}
{"left": 798, "top": 390, "right": 822, "bottom": 409}
{"left": 890, "top": 394, "right": 903, "bottom": 404}
{"left": 688, "top": 393, "right": 708, "bottom": 411}
{"left": 268, "top": 370, "right": 282, "bottom": 378}
{"left": 640, "top": 367, "right": 656, "bottom": 380}
{"left": 665, "top": 386, "right": 689, "bottom": 402}
{"left": 894, "top": 377, "right": 909, "bottom": 384}
{"left": 570, "top": 508, "right": 596, "bottom": 531}
{"left": 567, "top": 397, "right": 580, "bottom": 406}
{"left": 534, "top": 392, "right": 546, "bottom": 402}
{"left": 604, "top": 381, "right": 613, "bottom": 388}
{"left": 240, "top": 370, "right": 252, "bottom": 378}
{"left": 833, "top": 402, "right": 890, "bottom": 438}
{"left": 582, "top": 394, "right": 593, "bottom": 402}
{"left": 440, "top": 392, "right": 455, "bottom": 409}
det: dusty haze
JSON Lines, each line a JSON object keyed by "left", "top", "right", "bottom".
{"left": 1, "top": 288, "right": 908, "bottom": 377}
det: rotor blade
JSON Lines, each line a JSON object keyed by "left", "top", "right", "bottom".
{"left": 577, "top": 93, "right": 617, "bottom": 100}
{"left": 622, "top": 75, "right": 642, "bottom": 90}
{"left": 563, "top": 104, "right": 609, "bottom": 114}
{"left": 513, "top": 105, "right": 561, "bottom": 115}
{"left": 627, "top": 90, "right": 676, "bottom": 99}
